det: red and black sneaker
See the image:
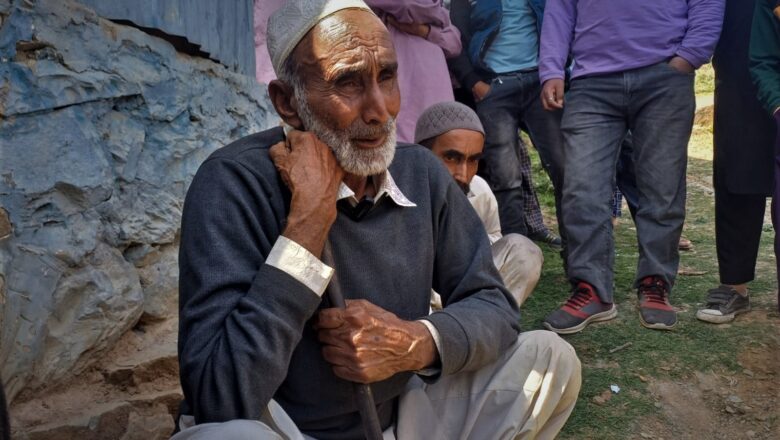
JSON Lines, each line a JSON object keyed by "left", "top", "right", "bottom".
{"left": 543, "top": 282, "right": 618, "bottom": 334}
{"left": 637, "top": 276, "right": 677, "bottom": 330}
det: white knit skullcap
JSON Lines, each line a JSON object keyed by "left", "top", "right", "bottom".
{"left": 267, "top": 0, "right": 374, "bottom": 75}
{"left": 415, "top": 101, "right": 485, "bottom": 145}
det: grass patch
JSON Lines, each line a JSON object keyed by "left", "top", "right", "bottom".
{"left": 695, "top": 63, "right": 715, "bottom": 95}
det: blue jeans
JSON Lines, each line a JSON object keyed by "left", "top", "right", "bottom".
{"left": 475, "top": 70, "right": 566, "bottom": 241}
{"left": 561, "top": 61, "right": 695, "bottom": 302}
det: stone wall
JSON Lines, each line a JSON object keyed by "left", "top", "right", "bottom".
{"left": 0, "top": 0, "right": 276, "bottom": 402}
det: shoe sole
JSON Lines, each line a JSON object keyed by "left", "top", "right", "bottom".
{"left": 543, "top": 306, "right": 618, "bottom": 335}
{"left": 695, "top": 306, "right": 751, "bottom": 324}
{"left": 638, "top": 311, "right": 677, "bottom": 330}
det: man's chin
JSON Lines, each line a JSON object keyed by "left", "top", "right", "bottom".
{"left": 458, "top": 182, "right": 470, "bottom": 194}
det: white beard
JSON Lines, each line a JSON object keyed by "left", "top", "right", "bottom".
{"left": 295, "top": 95, "right": 396, "bottom": 176}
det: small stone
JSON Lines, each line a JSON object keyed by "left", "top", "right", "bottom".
{"left": 654, "top": 402, "right": 663, "bottom": 409}
{"left": 746, "top": 430, "right": 756, "bottom": 437}
{"left": 725, "top": 406, "right": 737, "bottom": 414}
{"left": 640, "top": 433, "right": 653, "bottom": 439}
{"left": 743, "top": 369, "right": 754, "bottom": 377}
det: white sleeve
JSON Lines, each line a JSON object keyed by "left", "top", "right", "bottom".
{"left": 265, "top": 235, "right": 334, "bottom": 296}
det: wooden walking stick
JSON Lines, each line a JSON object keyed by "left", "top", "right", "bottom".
{"left": 321, "top": 241, "right": 384, "bottom": 440}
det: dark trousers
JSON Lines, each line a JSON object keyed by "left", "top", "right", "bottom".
{"left": 474, "top": 70, "right": 566, "bottom": 242}
{"left": 561, "top": 62, "right": 695, "bottom": 302}
{"left": 715, "top": 186, "right": 767, "bottom": 285}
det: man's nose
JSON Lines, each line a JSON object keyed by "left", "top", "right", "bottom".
{"left": 361, "top": 80, "right": 392, "bottom": 125}
{"left": 454, "top": 163, "right": 469, "bottom": 183}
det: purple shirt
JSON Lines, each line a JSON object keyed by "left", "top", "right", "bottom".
{"left": 539, "top": 0, "right": 725, "bottom": 84}
{"left": 366, "top": 0, "right": 462, "bottom": 143}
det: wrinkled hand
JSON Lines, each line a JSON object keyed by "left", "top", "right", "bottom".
{"left": 316, "top": 299, "right": 438, "bottom": 383}
{"left": 541, "top": 79, "right": 565, "bottom": 111}
{"left": 668, "top": 56, "right": 695, "bottom": 74}
{"left": 270, "top": 130, "right": 344, "bottom": 257}
{"left": 386, "top": 15, "right": 430, "bottom": 39}
{"left": 472, "top": 80, "right": 491, "bottom": 103}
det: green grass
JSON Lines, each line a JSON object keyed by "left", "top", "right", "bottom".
{"left": 524, "top": 100, "right": 778, "bottom": 438}
{"left": 695, "top": 63, "right": 715, "bottom": 96}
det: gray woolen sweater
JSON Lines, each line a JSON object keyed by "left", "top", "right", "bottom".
{"left": 177, "top": 127, "right": 521, "bottom": 439}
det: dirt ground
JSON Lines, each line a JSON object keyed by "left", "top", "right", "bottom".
{"left": 635, "top": 310, "right": 779, "bottom": 440}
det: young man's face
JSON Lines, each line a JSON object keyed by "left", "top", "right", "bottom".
{"left": 429, "top": 129, "right": 485, "bottom": 193}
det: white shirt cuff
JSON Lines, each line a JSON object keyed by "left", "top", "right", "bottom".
{"left": 417, "top": 319, "right": 443, "bottom": 376}
{"left": 265, "top": 236, "right": 334, "bottom": 297}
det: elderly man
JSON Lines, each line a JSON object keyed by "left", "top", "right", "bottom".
{"left": 415, "top": 101, "right": 543, "bottom": 307}
{"left": 539, "top": 0, "right": 724, "bottom": 333}
{"left": 173, "top": 1, "right": 580, "bottom": 439}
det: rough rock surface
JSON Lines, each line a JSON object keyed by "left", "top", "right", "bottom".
{"left": 0, "top": 0, "right": 275, "bottom": 418}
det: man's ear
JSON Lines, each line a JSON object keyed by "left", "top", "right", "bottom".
{"left": 268, "top": 79, "right": 304, "bottom": 130}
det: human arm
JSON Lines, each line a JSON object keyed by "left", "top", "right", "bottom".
{"left": 367, "top": 0, "right": 462, "bottom": 58}
{"left": 674, "top": 0, "right": 725, "bottom": 70}
{"left": 177, "top": 131, "right": 342, "bottom": 423}
{"left": 750, "top": 0, "right": 780, "bottom": 116}
{"left": 538, "top": 0, "right": 576, "bottom": 109}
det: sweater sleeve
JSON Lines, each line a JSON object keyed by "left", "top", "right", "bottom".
{"left": 675, "top": 0, "right": 725, "bottom": 68}
{"left": 750, "top": 0, "right": 780, "bottom": 115}
{"left": 422, "top": 163, "right": 521, "bottom": 375}
{"left": 538, "top": 0, "right": 577, "bottom": 84}
{"left": 178, "top": 156, "right": 323, "bottom": 424}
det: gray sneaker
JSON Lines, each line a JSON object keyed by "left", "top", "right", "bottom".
{"left": 695, "top": 285, "right": 750, "bottom": 324}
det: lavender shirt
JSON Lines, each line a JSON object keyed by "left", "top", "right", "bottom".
{"left": 366, "top": 0, "right": 462, "bottom": 143}
{"left": 539, "top": 0, "right": 725, "bottom": 84}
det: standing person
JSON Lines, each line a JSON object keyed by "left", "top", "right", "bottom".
{"left": 696, "top": 0, "right": 776, "bottom": 324}
{"left": 539, "top": 0, "right": 724, "bottom": 334}
{"left": 448, "top": 0, "right": 566, "bottom": 250}
{"left": 365, "top": 0, "right": 462, "bottom": 143}
{"left": 750, "top": 0, "right": 780, "bottom": 313}
{"left": 415, "top": 101, "right": 544, "bottom": 307}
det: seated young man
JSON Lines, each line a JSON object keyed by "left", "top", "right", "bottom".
{"left": 416, "top": 101, "right": 544, "bottom": 307}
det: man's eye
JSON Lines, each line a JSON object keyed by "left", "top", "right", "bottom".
{"left": 379, "top": 70, "right": 395, "bottom": 82}
{"left": 336, "top": 77, "right": 360, "bottom": 88}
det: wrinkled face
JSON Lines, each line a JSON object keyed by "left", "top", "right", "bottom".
{"left": 429, "top": 129, "right": 485, "bottom": 193}
{"left": 291, "top": 9, "right": 401, "bottom": 176}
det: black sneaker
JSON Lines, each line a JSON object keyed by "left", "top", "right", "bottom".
{"left": 637, "top": 276, "right": 677, "bottom": 330}
{"left": 529, "top": 230, "right": 563, "bottom": 251}
{"left": 543, "top": 282, "right": 617, "bottom": 334}
{"left": 695, "top": 285, "right": 750, "bottom": 324}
